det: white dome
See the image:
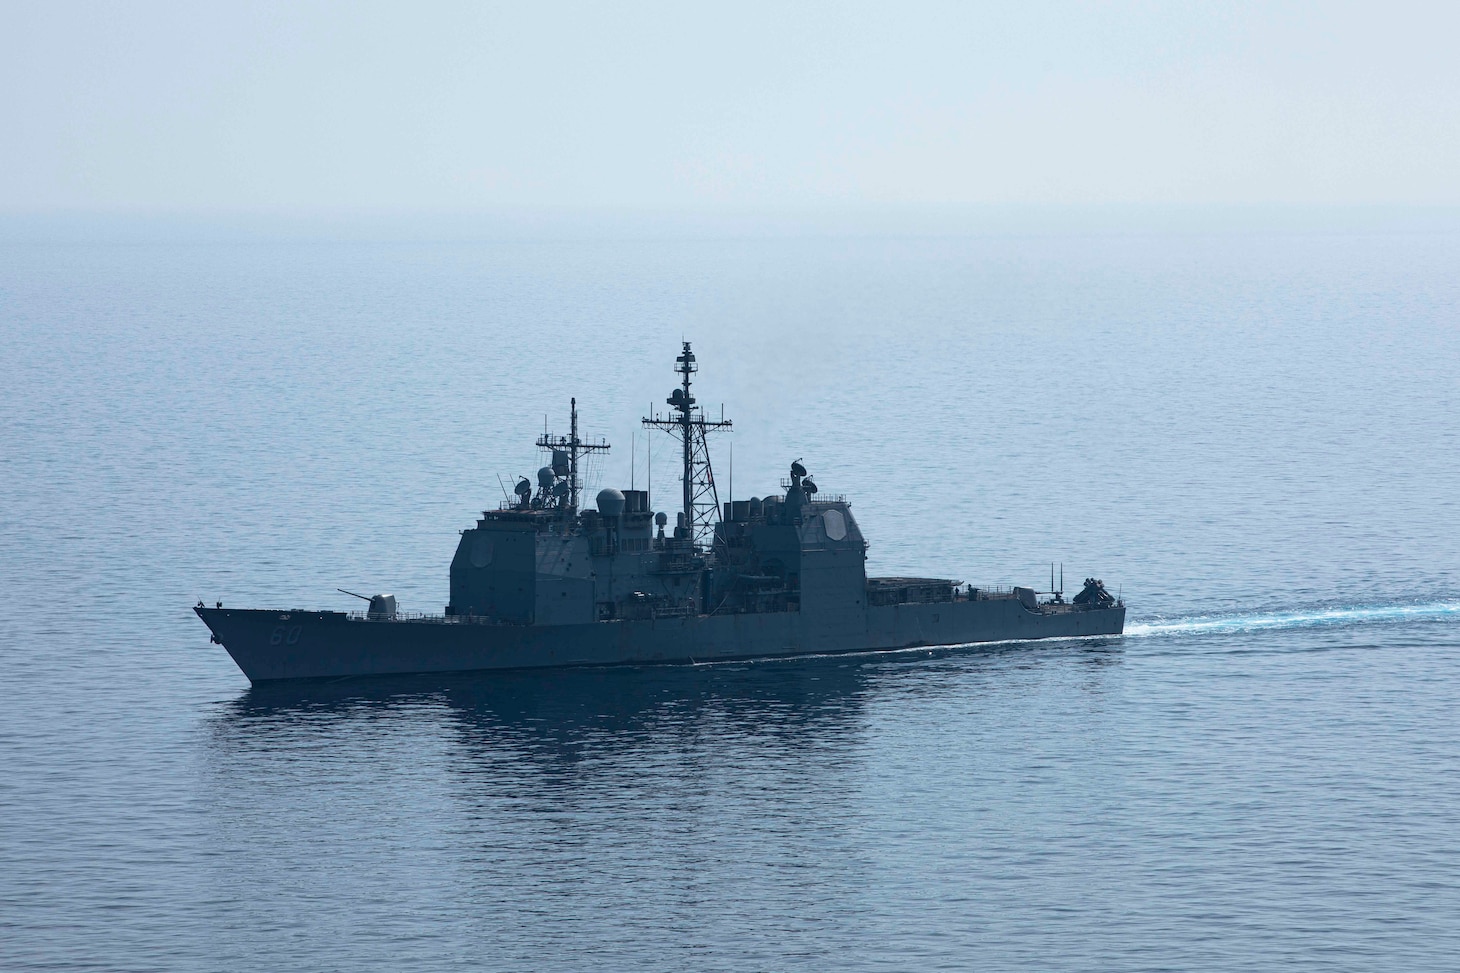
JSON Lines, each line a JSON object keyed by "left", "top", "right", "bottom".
{"left": 596, "top": 488, "right": 626, "bottom": 517}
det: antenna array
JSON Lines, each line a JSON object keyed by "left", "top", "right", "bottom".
{"left": 642, "top": 341, "right": 732, "bottom": 547}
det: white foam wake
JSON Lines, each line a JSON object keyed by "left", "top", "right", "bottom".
{"left": 1125, "top": 601, "right": 1460, "bottom": 638}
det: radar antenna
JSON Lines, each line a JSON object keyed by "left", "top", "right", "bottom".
{"left": 642, "top": 341, "right": 732, "bottom": 547}
{"left": 537, "top": 397, "right": 611, "bottom": 514}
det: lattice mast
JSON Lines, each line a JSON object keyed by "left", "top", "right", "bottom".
{"left": 642, "top": 341, "right": 732, "bottom": 547}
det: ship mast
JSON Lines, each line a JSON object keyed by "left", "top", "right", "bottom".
{"left": 643, "top": 341, "right": 732, "bottom": 547}
{"left": 570, "top": 397, "right": 581, "bottom": 511}
{"left": 537, "top": 397, "right": 610, "bottom": 514}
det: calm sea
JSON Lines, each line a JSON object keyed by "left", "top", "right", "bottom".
{"left": 3, "top": 217, "right": 1458, "bottom": 971}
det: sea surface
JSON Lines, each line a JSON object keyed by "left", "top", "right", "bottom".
{"left": 2, "top": 216, "right": 1458, "bottom": 971}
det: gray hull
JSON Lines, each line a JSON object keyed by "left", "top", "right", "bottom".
{"left": 196, "top": 600, "right": 1126, "bottom": 683}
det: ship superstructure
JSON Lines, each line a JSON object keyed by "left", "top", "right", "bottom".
{"left": 196, "top": 343, "right": 1124, "bottom": 682}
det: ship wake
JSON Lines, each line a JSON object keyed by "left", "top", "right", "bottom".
{"left": 1125, "top": 600, "right": 1460, "bottom": 638}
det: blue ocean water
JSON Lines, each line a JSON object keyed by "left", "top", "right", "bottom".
{"left": 2, "top": 219, "right": 1458, "bottom": 971}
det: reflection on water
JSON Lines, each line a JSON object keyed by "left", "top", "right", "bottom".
{"left": 214, "top": 639, "right": 1123, "bottom": 768}
{"left": 204, "top": 642, "right": 1124, "bottom": 829}
{"left": 196, "top": 657, "right": 893, "bottom": 969}
{"left": 193, "top": 644, "right": 1134, "bottom": 970}
{"left": 209, "top": 655, "right": 883, "bottom": 824}
{"left": 223, "top": 655, "right": 873, "bottom": 746}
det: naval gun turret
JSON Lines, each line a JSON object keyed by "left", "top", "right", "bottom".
{"left": 337, "top": 589, "right": 397, "bottom": 620}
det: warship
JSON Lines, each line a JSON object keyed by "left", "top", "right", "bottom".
{"left": 196, "top": 342, "right": 1124, "bottom": 682}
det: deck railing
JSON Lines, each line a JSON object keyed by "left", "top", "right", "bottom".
{"left": 347, "top": 610, "right": 456, "bottom": 623}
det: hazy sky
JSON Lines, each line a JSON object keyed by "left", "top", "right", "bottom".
{"left": 3, "top": 1, "right": 1457, "bottom": 212}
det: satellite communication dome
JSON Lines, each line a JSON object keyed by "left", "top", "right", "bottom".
{"left": 537, "top": 467, "right": 555, "bottom": 489}
{"left": 596, "top": 488, "right": 626, "bottom": 518}
{"left": 655, "top": 511, "right": 668, "bottom": 527}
